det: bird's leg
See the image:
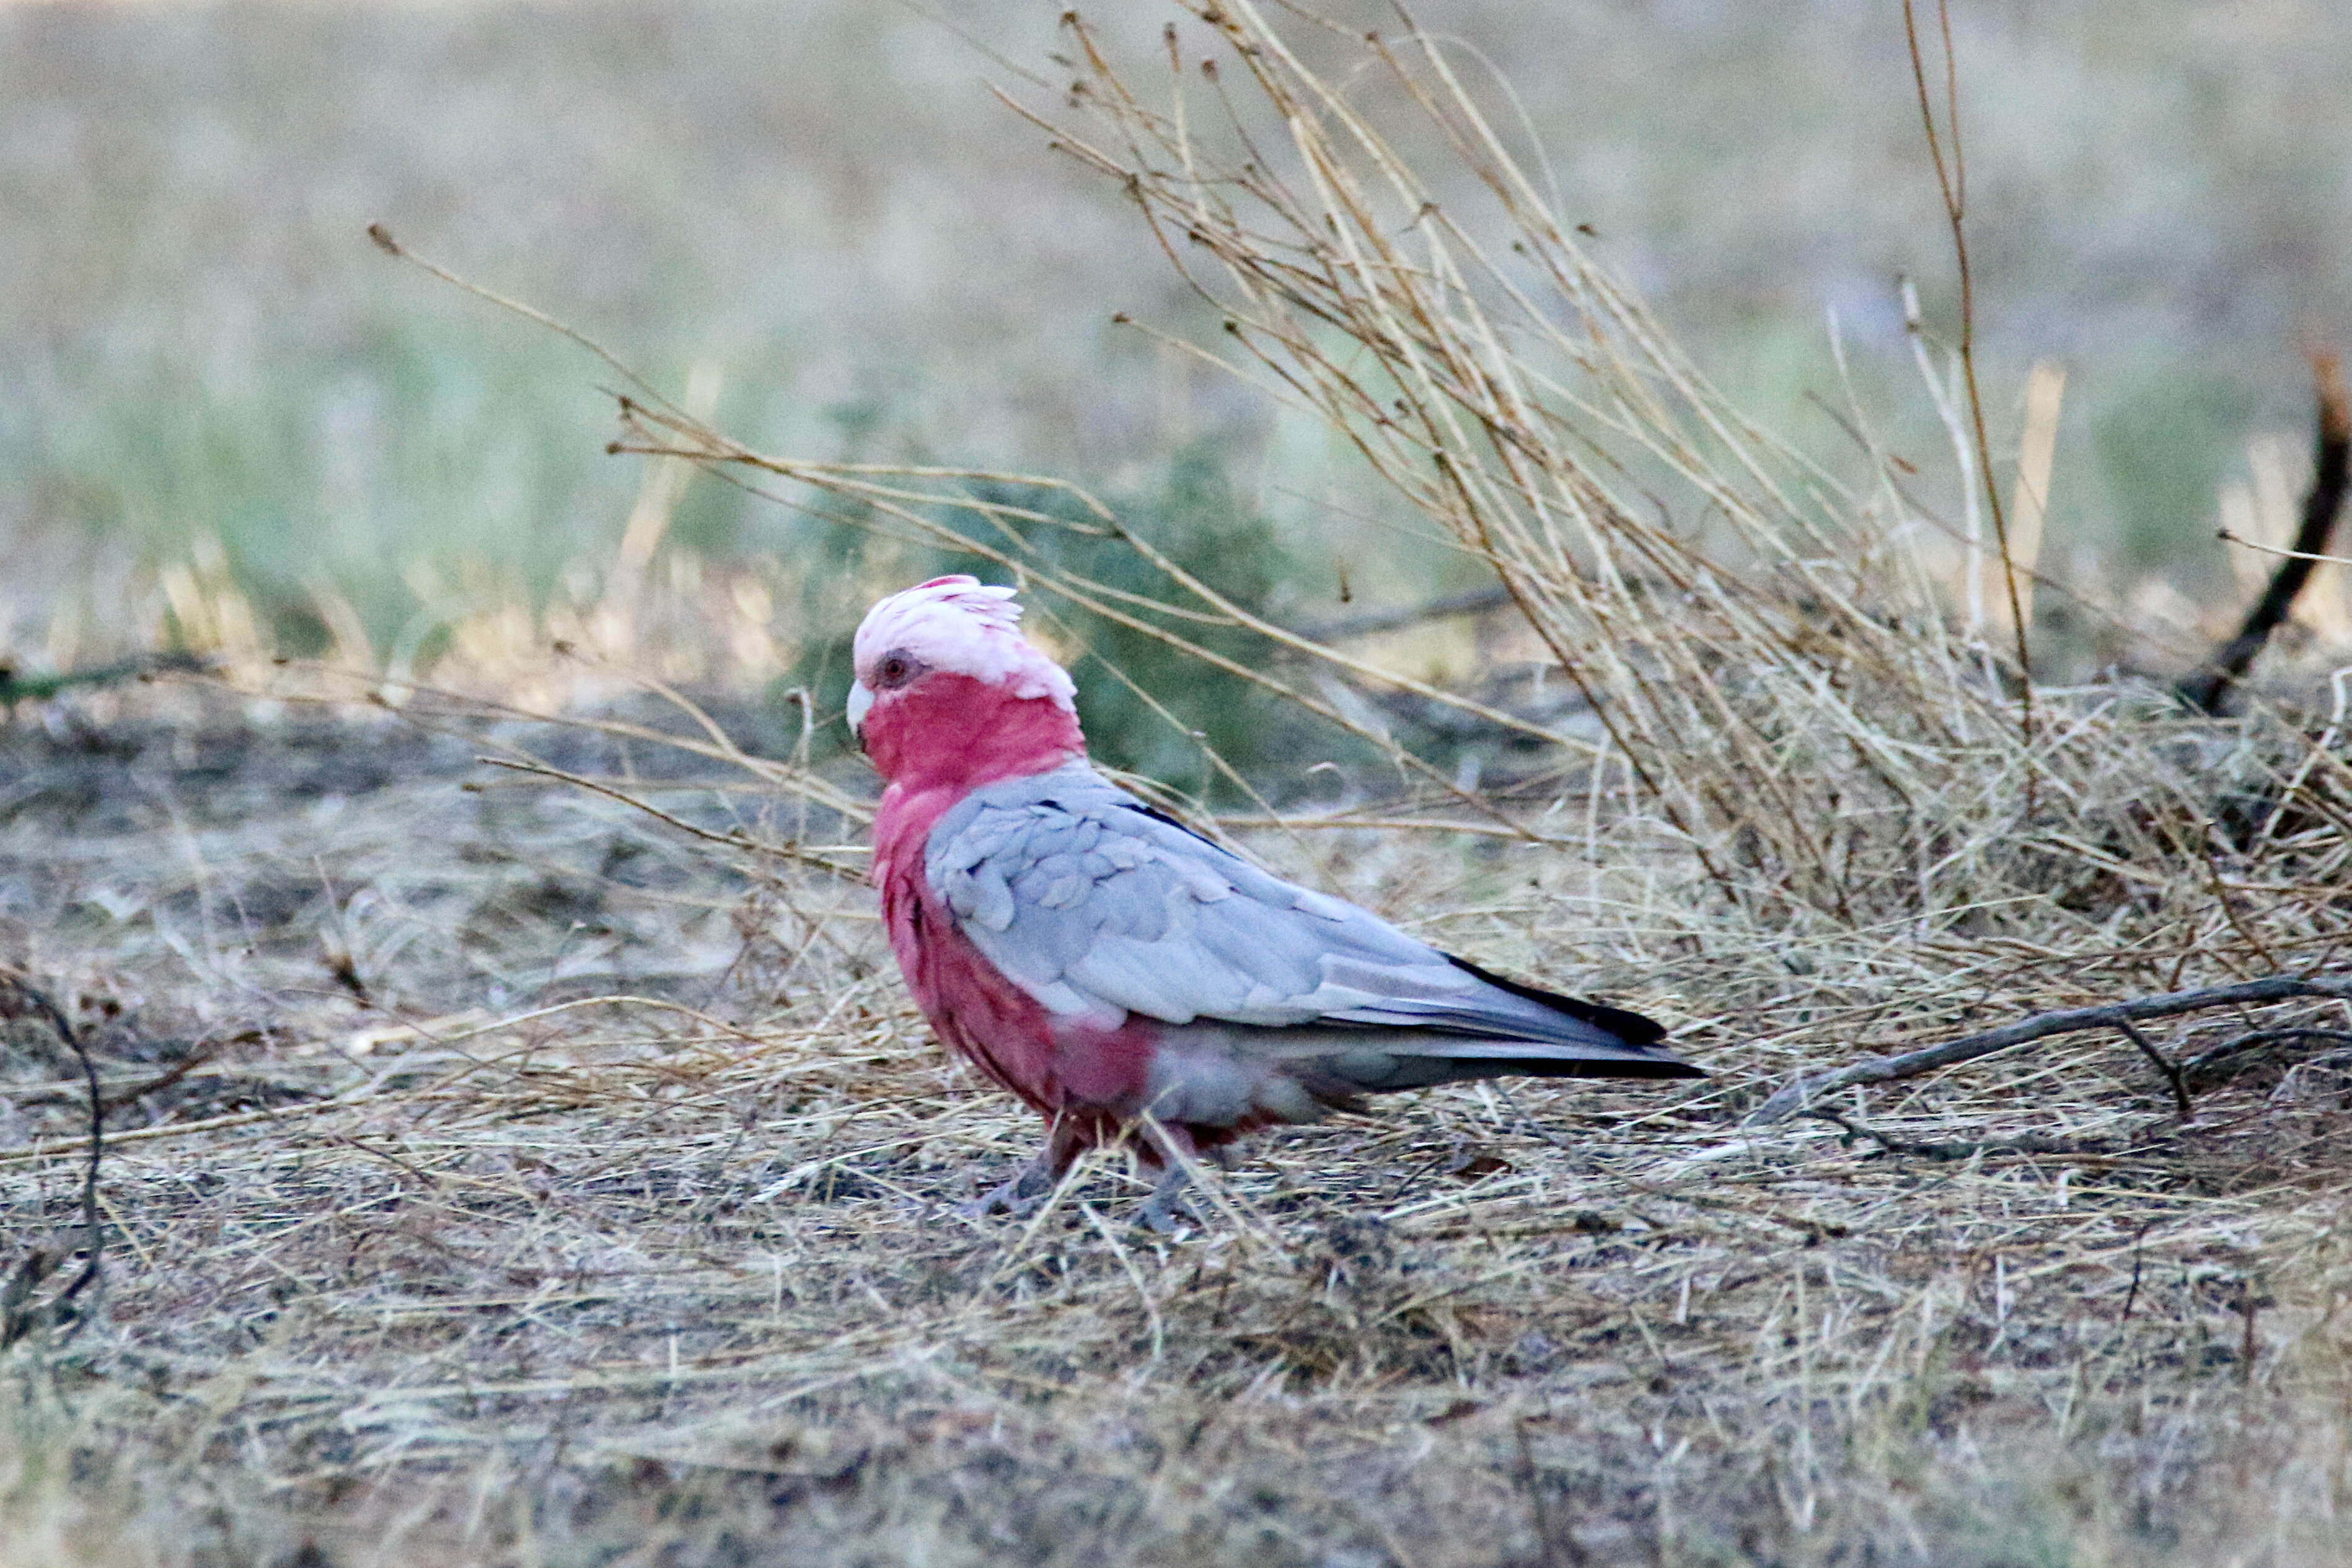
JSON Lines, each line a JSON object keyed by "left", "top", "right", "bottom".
{"left": 957, "top": 1152, "right": 1056, "bottom": 1220}
{"left": 957, "top": 1117, "right": 1083, "bottom": 1220}
{"left": 1136, "top": 1164, "right": 1194, "bottom": 1235}
{"left": 1135, "top": 1120, "right": 1217, "bottom": 1235}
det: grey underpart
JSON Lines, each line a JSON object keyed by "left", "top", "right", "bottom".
{"left": 928, "top": 762, "right": 1693, "bottom": 1092}
{"left": 1139, "top": 1023, "right": 1683, "bottom": 1126}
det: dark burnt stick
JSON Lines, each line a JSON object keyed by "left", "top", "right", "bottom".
{"left": 2183, "top": 354, "right": 2352, "bottom": 713}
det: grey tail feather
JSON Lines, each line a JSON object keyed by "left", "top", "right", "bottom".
{"left": 1315, "top": 1044, "right": 1700, "bottom": 1097}
{"left": 1438, "top": 1051, "right": 1704, "bottom": 1083}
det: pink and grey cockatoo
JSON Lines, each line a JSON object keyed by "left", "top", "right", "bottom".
{"left": 849, "top": 575, "right": 1698, "bottom": 1225}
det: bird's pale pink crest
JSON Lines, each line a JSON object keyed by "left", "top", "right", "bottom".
{"left": 850, "top": 576, "right": 1076, "bottom": 714}
{"left": 850, "top": 576, "right": 1086, "bottom": 794}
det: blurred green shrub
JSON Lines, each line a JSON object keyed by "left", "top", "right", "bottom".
{"left": 2092, "top": 369, "right": 2261, "bottom": 575}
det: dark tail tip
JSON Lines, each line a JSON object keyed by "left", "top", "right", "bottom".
{"left": 1507, "top": 1054, "right": 1705, "bottom": 1081}
{"left": 1442, "top": 953, "right": 1668, "bottom": 1048}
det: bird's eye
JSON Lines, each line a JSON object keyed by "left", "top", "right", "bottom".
{"left": 875, "top": 651, "right": 917, "bottom": 687}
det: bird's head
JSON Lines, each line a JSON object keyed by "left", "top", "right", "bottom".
{"left": 848, "top": 576, "right": 1084, "bottom": 788}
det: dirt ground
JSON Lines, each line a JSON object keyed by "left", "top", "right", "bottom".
{"left": 0, "top": 681, "right": 2346, "bottom": 1568}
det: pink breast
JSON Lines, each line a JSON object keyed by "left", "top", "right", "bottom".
{"left": 879, "top": 855, "right": 1158, "bottom": 1137}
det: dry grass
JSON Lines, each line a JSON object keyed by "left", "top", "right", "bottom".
{"left": 3, "top": 674, "right": 2350, "bottom": 1567}
{"left": 6, "top": 4, "right": 2352, "bottom": 1564}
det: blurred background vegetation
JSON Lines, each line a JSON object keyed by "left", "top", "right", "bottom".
{"left": 4, "top": 0, "right": 2350, "bottom": 772}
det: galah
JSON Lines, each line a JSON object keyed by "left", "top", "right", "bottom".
{"left": 849, "top": 575, "right": 1699, "bottom": 1226}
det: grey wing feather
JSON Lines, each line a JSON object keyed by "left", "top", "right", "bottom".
{"left": 925, "top": 763, "right": 1687, "bottom": 1073}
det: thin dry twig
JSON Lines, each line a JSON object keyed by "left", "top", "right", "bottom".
{"left": 1902, "top": 0, "right": 2035, "bottom": 728}
{"left": 475, "top": 757, "right": 865, "bottom": 881}
{"left": 2114, "top": 1016, "right": 2193, "bottom": 1122}
{"left": 2213, "top": 532, "right": 2352, "bottom": 570}
{"left": 368, "top": 224, "right": 680, "bottom": 418}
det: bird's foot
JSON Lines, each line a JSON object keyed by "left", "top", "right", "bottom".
{"left": 1134, "top": 1162, "right": 1199, "bottom": 1235}
{"left": 955, "top": 1152, "right": 1059, "bottom": 1221}
{"left": 1132, "top": 1122, "right": 1230, "bottom": 1233}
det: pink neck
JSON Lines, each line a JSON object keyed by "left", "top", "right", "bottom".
{"left": 863, "top": 672, "right": 1085, "bottom": 798}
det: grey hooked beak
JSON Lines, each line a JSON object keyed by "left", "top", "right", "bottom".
{"left": 845, "top": 679, "right": 873, "bottom": 741}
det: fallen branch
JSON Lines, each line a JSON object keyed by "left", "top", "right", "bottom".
{"left": 1626, "top": 1183, "right": 1850, "bottom": 1243}
{"left": 0, "top": 973, "right": 104, "bottom": 1345}
{"left": 97, "top": 1035, "right": 232, "bottom": 1115}
{"left": 2182, "top": 353, "right": 2352, "bottom": 713}
{"left": 0, "top": 651, "right": 211, "bottom": 707}
{"left": 2182, "top": 1026, "right": 2352, "bottom": 1090}
{"left": 1748, "top": 974, "right": 2352, "bottom": 1124}
{"left": 1800, "top": 1108, "right": 2138, "bottom": 1163}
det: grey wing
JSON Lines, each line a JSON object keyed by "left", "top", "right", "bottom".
{"left": 923, "top": 764, "right": 1689, "bottom": 1074}
{"left": 925, "top": 762, "right": 1411, "bottom": 1026}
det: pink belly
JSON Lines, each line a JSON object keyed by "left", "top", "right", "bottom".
{"left": 883, "top": 866, "right": 1157, "bottom": 1139}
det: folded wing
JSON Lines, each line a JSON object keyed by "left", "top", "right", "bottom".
{"left": 925, "top": 762, "right": 1696, "bottom": 1080}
